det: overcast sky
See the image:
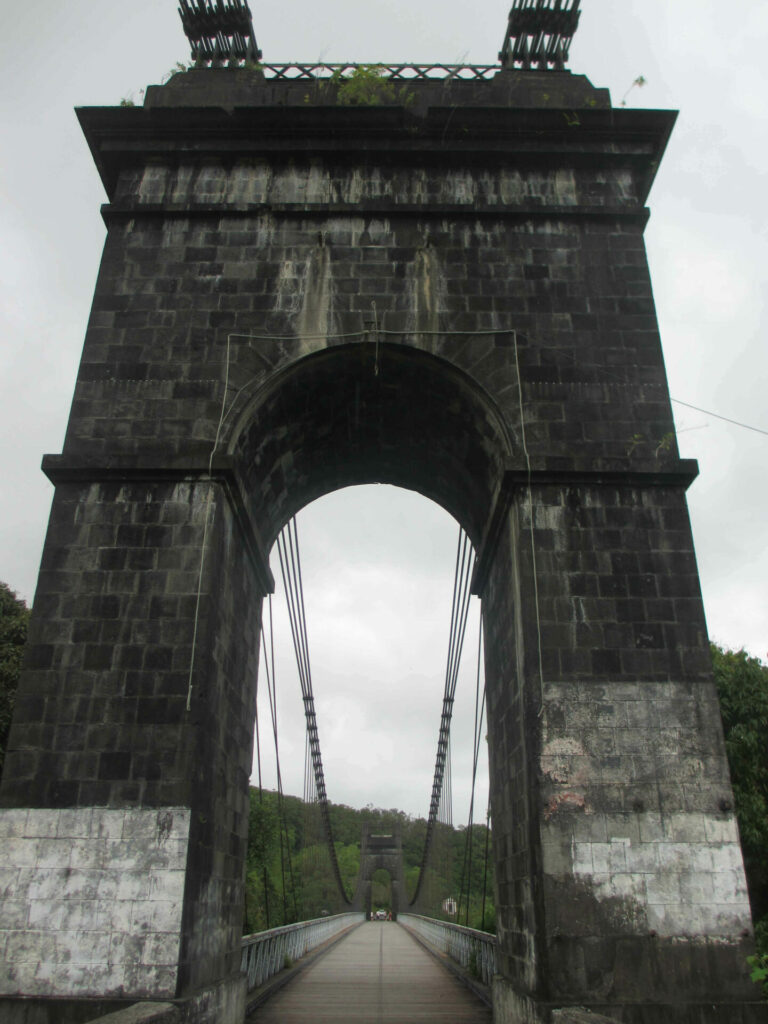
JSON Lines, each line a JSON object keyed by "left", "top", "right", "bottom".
{"left": 1, "top": 1, "right": 766, "bottom": 822}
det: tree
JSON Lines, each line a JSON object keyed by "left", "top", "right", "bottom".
{"left": 242, "top": 787, "right": 494, "bottom": 935}
{"left": 0, "top": 583, "right": 30, "bottom": 778}
{"left": 711, "top": 643, "right": 768, "bottom": 956}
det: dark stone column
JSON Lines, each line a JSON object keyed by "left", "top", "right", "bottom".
{"left": 0, "top": 468, "right": 269, "bottom": 1021}
{"left": 483, "top": 475, "right": 758, "bottom": 1023}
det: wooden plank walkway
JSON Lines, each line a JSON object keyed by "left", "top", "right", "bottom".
{"left": 246, "top": 921, "right": 493, "bottom": 1023}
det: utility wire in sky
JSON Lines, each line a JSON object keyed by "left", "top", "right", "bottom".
{"left": 671, "top": 399, "right": 768, "bottom": 438}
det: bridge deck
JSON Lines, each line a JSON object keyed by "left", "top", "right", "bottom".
{"left": 246, "top": 921, "right": 493, "bottom": 1023}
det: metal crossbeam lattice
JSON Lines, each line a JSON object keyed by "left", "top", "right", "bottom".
{"left": 178, "top": 0, "right": 261, "bottom": 64}
{"left": 500, "top": 0, "right": 581, "bottom": 71}
{"left": 260, "top": 63, "right": 501, "bottom": 81}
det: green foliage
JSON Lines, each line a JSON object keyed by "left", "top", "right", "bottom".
{"left": 620, "top": 74, "right": 647, "bottom": 107}
{"left": 332, "top": 65, "right": 399, "bottom": 107}
{"left": 748, "top": 952, "right": 768, "bottom": 998}
{"left": 624, "top": 431, "right": 676, "bottom": 459}
{"left": 371, "top": 867, "right": 392, "bottom": 910}
{"left": 0, "top": 583, "right": 29, "bottom": 778}
{"left": 655, "top": 432, "right": 675, "bottom": 457}
{"left": 119, "top": 98, "right": 135, "bottom": 107}
{"left": 243, "top": 787, "right": 494, "bottom": 936}
{"left": 625, "top": 432, "right": 646, "bottom": 456}
{"left": 162, "top": 61, "right": 191, "bottom": 83}
{"left": 711, "top": 644, "right": 768, "bottom": 997}
{"left": 750, "top": 913, "right": 768, "bottom": 996}
{"left": 711, "top": 644, "right": 768, "bottom": 924}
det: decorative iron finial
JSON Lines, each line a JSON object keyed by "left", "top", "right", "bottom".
{"left": 500, "top": 0, "right": 581, "bottom": 71}
{"left": 178, "top": 0, "right": 261, "bottom": 65}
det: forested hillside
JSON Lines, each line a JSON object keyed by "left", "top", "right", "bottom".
{"left": 244, "top": 787, "right": 494, "bottom": 936}
{"left": 710, "top": 644, "right": 768, "bottom": 964}
{"left": 0, "top": 583, "right": 29, "bottom": 777}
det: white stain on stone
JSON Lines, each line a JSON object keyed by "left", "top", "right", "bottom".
{"left": 127, "top": 162, "right": 636, "bottom": 213}
{"left": 191, "top": 165, "right": 227, "bottom": 203}
{"left": 442, "top": 170, "right": 475, "bottom": 205}
{"left": 297, "top": 245, "right": 333, "bottom": 349}
{"left": 0, "top": 807, "right": 190, "bottom": 999}
{"left": 273, "top": 260, "right": 302, "bottom": 313}
{"left": 554, "top": 169, "right": 577, "bottom": 205}
{"left": 542, "top": 737, "right": 584, "bottom": 757}
{"left": 410, "top": 245, "right": 442, "bottom": 347}
{"left": 137, "top": 165, "right": 170, "bottom": 204}
{"left": 226, "top": 161, "right": 271, "bottom": 205}
{"left": 562, "top": 811, "right": 752, "bottom": 938}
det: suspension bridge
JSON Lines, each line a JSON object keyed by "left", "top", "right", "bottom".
{"left": 0, "top": 0, "right": 759, "bottom": 1020}
{"left": 240, "top": 517, "right": 495, "bottom": 1020}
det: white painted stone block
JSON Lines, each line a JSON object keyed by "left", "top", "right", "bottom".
{"left": 704, "top": 816, "right": 739, "bottom": 844}
{"left": 57, "top": 808, "right": 94, "bottom": 838}
{"left": 69, "top": 836, "right": 108, "bottom": 869}
{"left": 590, "top": 843, "right": 612, "bottom": 873}
{"left": 624, "top": 842, "right": 657, "bottom": 873}
{"left": 0, "top": 810, "right": 29, "bottom": 838}
{"left": 0, "top": 806, "right": 190, "bottom": 999}
{"left": 562, "top": 811, "right": 753, "bottom": 939}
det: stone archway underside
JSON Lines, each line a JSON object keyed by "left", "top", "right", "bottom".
{"left": 233, "top": 341, "right": 512, "bottom": 550}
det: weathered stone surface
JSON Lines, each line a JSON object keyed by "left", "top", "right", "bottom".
{"left": 88, "top": 1003, "right": 180, "bottom": 1024}
{"left": 552, "top": 1010, "right": 621, "bottom": 1024}
{"left": 0, "top": 68, "right": 758, "bottom": 1023}
{"left": 0, "top": 808, "right": 189, "bottom": 999}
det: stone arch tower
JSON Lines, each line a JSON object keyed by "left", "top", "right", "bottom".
{"left": 352, "top": 826, "right": 407, "bottom": 920}
{"left": 0, "top": 33, "right": 761, "bottom": 1024}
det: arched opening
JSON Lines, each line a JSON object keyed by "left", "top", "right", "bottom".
{"left": 229, "top": 341, "right": 514, "bottom": 549}
{"left": 247, "top": 484, "right": 492, "bottom": 931}
{"left": 371, "top": 869, "right": 393, "bottom": 919}
{"left": 229, "top": 341, "right": 510, "bottom": 937}
{"left": 255, "top": 486, "right": 487, "bottom": 822}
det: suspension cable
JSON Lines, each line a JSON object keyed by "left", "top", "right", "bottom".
{"left": 261, "top": 595, "right": 299, "bottom": 922}
{"left": 252, "top": 643, "right": 270, "bottom": 929}
{"left": 276, "top": 516, "right": 350, "bottom": 905}
{"left": 458, "top": 611, "right": 486, "bottom": 925}
{"left": 480, "top": 800, "right": 491, "bottom": 933}
{"left": 410, "top": 526, "right": 475, "bottom": 906}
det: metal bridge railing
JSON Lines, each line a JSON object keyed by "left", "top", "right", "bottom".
{"left": 241, "top": 913, "right": 363, "bottom": 991}
{"left": 398, "top": 914, "right": 497, "bottom": 988}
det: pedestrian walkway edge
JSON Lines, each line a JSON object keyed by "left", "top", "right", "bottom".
{"left": 244, "top": 921, "right": 365, "bottom": 1018}
{"left": 398, "top": 922, "right": 493, "bottom": 1007}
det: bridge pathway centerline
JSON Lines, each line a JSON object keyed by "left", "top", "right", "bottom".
{"left": 246, "top": 921, "right": 492, "bottom": 1023}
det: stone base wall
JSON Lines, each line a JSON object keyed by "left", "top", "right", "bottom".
{"left": 0, "top": 1000, "right": 179, "bottom": 1024}
{"left": 0, "top": 808, "right": 190, "bottom": 999}
{"left": 492, "top": 976, "right": 768, "bottom": 1024}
